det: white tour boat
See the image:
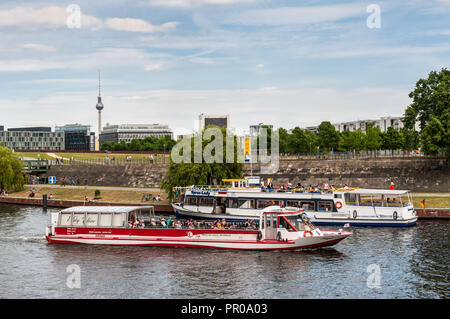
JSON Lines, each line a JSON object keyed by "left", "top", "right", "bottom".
{"left": 172, "top": 178, "right": 418, "bottom": 227}
{"left": 45, "top": 205, "right": 351, "bottom": 250}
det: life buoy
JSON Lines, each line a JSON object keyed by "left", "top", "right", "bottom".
{"left": 303, "top": 230, "right": 313, "bottom": 237}
{"left": 335, "top": 201, "right": 343, "bottom": 209}
{"left": 353, "top": 210, "right": 357, "bottom": 219}
{"left": 187, "top": 231, "right": 193, "bottom": 237}
{"left": 257, "top": 231, "right": 262, "bottom": 241}
{"left": 277, "top": 231, "right": 282, "bottom": 241}
{"left": 393, "top": 211, "right": 398, "bottom": 220}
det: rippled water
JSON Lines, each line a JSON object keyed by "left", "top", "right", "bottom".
{"left": 0, "top": 204, "right": 448, "bottom": 299}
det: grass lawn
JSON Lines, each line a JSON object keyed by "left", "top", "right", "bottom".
{"left": 11, "top": 187, "right": 169, "bottom": 204}
{"left": 14, "top": 152, "right": 55, "bottom": 160}
{"left": 411, "top": 197, "right": 450, "bottom": 209}
{"left": 53, "top": 152, "right": 170, "bottom": 164}
{"left": 13, "top": 151, "right": 170, "bottom": 164}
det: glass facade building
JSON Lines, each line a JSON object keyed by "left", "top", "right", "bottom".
{"left": 55, "top": 124, "right": 95, "bottom": 151}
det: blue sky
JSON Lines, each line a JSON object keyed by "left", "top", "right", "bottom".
{"left": 0, "top": 0, "right": 449, "bottom": 136}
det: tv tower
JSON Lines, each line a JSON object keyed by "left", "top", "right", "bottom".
{"left": 95, "top": 70, "right": 104, "bottom": 137}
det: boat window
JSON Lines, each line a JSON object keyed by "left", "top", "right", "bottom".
{"left": 99, "top": 213, "right": 113, "bottom": 227}
{"left": 257, "top": 199, "right": 284, "bottom": 209}
{"left": 334, "top": 194, "right": 342, "bottom": 198}
{"left": 227, "top": 199, "right": 238, "bottom": 208}
{"left": 238, "top": 199, "right": 255, "bottom": 209}
{"left": 59, "top": 212, "right": 73, "bottom": 226}
{"left": 299, "top": 200, "right": 316, "bottom": 211}
{"left": 199, "top": 197, "right": 214, "bottom": 206}
{"left": 286, "top": 200, "right": 301, "bottom": 208}
{"left": 318, "top": 201, "right": 333, "bottom": 212}
{"left": 344, "top": 193, "right": 360, "bottom": 206}
{"left": 137, "top": 209, "right": 152, "bottom": 223}
{"left": 72, "top": 213, "right": 85, "bottom": 226}
{"left": 85, "top": 213, "right": 99, "bottom": 227}
{"left": 280, "top": 216, "right": 298, "bottom": 232}
{"left": 185, "top": 196, "right": 198, "bottom": 206}
{"left": 112, "top": 213, "right": 126, "bottom": 227}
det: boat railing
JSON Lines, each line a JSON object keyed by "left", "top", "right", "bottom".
{"left": 136, "top": 220, "right": 259, "bottom": 231}
{"left": 345, "top": 201, "right": 411, "bottom": 207}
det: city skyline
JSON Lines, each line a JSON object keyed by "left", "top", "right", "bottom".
{"left": 0, "top": 0, "right": 449, "bottom": 137}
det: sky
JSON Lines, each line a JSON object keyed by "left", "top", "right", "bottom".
{"left": 0, "top": 0, "right": 449, "bottom": 137}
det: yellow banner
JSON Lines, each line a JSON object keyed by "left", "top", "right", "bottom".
{"left": 244, "top": 136, "right": 250, "bottom": 162}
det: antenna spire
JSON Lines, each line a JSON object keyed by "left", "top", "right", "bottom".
{"left": 98, "top": 70, "right": 101, "bottom": 97}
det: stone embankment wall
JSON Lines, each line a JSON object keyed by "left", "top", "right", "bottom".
{"left": 43, "top": 158, "right": 449, "bottom": 192}
{"left": 44, "top": 164, "right": 168, "bottom": 188}
{"left": 248, "top": 157, "right": 449, "bottom": 192}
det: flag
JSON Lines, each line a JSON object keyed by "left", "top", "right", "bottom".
{"left": 419, "top": 199, "right": 425, "bottom": 209}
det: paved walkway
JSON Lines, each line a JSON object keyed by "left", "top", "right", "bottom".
{"left": 25, "top": 184, "right": 162, "bottom": 192}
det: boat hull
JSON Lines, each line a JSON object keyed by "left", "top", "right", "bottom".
{"left": 310, "top": 217, "right": 418, "bottom": 227}
{"left": 45, "top": 230, "right": 350, "bottom": 250}
{"left": 173, "top": 204, "right": 418, "bottom": 227}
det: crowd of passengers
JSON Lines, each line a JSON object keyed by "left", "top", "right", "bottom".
{"left": 261, "top": 182, "right": 349, "bottom": 193}
{"left": 128, "top": 217, "right": 259, "bottom": 230}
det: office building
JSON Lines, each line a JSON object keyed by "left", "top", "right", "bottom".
{"left": 55, "top": 124, "right": 95, "bottom": 151}
{"left": 99, "top": 123, "right": 173, "bottom": 145}
{"left": 0, "top": 129, "right": 64, "bottom": 150}
{"left": 250, "top": 123, "right": 273, "bottom": 136}
{"left": 198, "top": 114, "right": 229, "bottom": 131}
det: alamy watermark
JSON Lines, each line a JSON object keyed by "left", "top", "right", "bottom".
{"left": 366, "top": 264, "right": 381, "bottom": 289}
{"left": 66, "top": 264, "right": 81, "bottom": 289}
{"left": 366, "top": 4, "right": 381, "bottom": 29}
{"left": 66, "top": 4, "right": 81, "bottom": 29}
{"left": 171, "top": 127, "right": 279, "bottom": 174}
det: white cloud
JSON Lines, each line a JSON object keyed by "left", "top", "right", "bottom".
{"left": 106, "top": 18, "right": 178, "bottom": 33}
{"left": 21, "top": 43, "right": 56, "bottom": 52}
{"left": 0, "top": 48, "right": 171, "bottom": 72}
{"left": 0, "top": 6, "right": 102, "bottom": 30}
{"left": 315, "top": 44, "right": 450, "bottom": 58}
{"left": 143, "top": 0, "right": 255, "bottom": 8}
{"left": 223, "top": 3, "right": 366, "bottom": 25}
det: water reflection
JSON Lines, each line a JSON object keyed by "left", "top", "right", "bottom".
{"left": 0, "top": 205, "right": 448, "bottom": 298}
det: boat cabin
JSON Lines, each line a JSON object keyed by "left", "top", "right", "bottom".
{"left": 52, "top": 206, "right": 155, "bottom": 229}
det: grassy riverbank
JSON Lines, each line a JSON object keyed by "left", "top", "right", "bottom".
{"left": 10, "top": 186, "right": 169, "bottom": 205}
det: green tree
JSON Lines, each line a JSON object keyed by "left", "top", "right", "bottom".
{"left": 0, "top": 146, "right": 25, "bottom": 192}
{"left": 401, "top": 127, "right": 420, "bottom": 151}
{"left": 317, "top": 121, "right": 339, "bottom": 152}
{"left": 404, "top": 68, "right": 450, "bottom": 157}
{"left": 381, "top": 127, "right": 404, "bottom": 151}
{"left": 364, "top": 122, "right": 382, "bottom": 151}
{"left": 339, "top": 129, "right": 365, "bottom": 152}
{"left": 288, "top": 127, "right": 317, "bottom": 153}
{"left": 161, "top": 126, "right": 243, "bottom": 200}
{"left": 278, "top": 127, "right": 291, "bottom": 154}
{"left": 420, "top": 115, "right": 446, "bottom": 156}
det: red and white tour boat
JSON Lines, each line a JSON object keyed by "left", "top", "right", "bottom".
{"left": 45, "top": 206, "right": 351, "bottom": 250}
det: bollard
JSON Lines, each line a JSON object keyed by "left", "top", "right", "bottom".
{"left": 43, "top": 194, "right": 47, "bottom": 209}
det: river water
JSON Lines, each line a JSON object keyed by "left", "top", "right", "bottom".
{"left": 0, "top": 204, "right": 448, "bottom": 299}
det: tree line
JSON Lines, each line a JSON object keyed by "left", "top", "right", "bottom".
{"left": 274, "top": 122, "right": 420, "bottom": 154}
{"left": 100, "top": 135, "right": 177, "bottom": 152}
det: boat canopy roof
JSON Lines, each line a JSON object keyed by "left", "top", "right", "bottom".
{"left": 337, "top": 188, "right": 410, "bottom": 195}
{"left": 261, "top": 206, "right": 304, "bottom": 215}
{"left": 60, "top": 206, "right": 154, "bottom": 214}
